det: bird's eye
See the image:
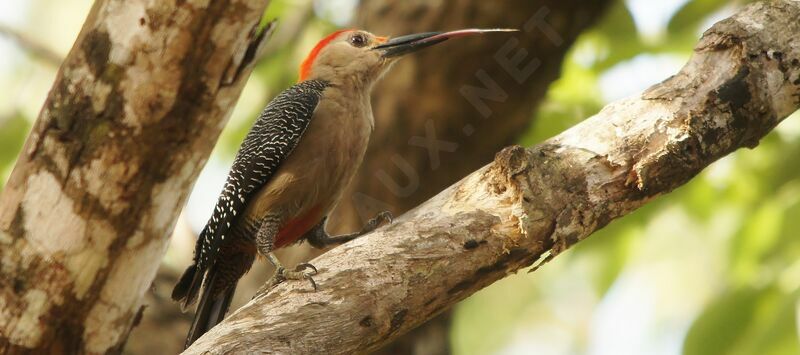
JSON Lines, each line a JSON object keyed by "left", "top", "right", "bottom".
{"left": 349, "top": 33, "right": 367, "bottom": 48}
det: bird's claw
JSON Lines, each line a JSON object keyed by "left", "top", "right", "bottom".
{"left": 255, "top": 262, "right": 320, "bottom": 297}
{"left": 377, "top": 210, "right": 394, "bottom": 224}
{"left": 278, "top": 263, "right": 319, "bottom": 291}
{"left": 295, "top": 262, "right": 318, "bottom": 274}
{"left": 362, "top": 210, "right": 393, "bottom": 233}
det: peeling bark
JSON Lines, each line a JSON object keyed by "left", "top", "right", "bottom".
{"left": 0, "top": 0, "right": 271, "bottom": 353}
{"left": 337, "top": 0, "right": 611, "bottom": 234}
{"left": 184, "top": 1, "right": 800, "bottom": 354}
{"left": 341, "top": 2, "right": 611, "bottom": 352}
{"left": 125, "top": 1, "right": 615, "bottom": 351}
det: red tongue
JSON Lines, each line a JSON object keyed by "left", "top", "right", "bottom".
{"left": 416, "top": 28, "right": 518, "bottom": 45}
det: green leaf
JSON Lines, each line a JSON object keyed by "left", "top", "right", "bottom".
{"left": 729, "top": 200, "right": 784, "bottom": 283}
{"left": 451, "top": 274, "right": 542, "bottom": 355}
{"left": 682, "top": 175, "right": 720, "bottom": 221}
{"left": 683, "top": 287, "right": 766, "bottom": 355}
{"left": 0, "top": 114, "right": 31, "bottom": 190}
{"left": 735, "top": 290, "right": 800, "bottom": 355}
{"left": 590, "top": 2, "right": 644, "bottom": 71}
{"left": 668, "top": 0, "right": 729, "bottom": 35}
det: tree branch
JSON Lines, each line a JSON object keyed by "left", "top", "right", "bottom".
{"left": 0, "top": 0, "right": 271, "bottom": 353}
{"left": 185, "top": 1, "right": 800, "bottom": 353}
{"left": 344, "top": 2, "right": 610, "bottom": 353}
{"left": 0, "top": 23, "right": 63, "bottom": 67}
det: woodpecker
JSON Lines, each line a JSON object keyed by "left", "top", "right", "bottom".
{"left": 172, "top": 27, "right": 515, "bottom": 348}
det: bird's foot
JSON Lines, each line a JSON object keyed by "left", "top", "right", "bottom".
{"left": 360, "top": 210, "right": 393, "bottom": 234}
{"left": 256, "top": 260, "right": 318, "bottom": 297}
{"left": 276, "top": 262, "right": 319, "bottom": 290}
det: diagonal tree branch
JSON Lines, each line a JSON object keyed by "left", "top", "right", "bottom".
{"left": 185, "top": 1, "right": 800, "bottom": 353}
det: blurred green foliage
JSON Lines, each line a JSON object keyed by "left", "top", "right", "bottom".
{"left": 0, "top": 113, "right": 30, "bottom": 187}
{"left": 217, "top": 0, "right": 339, "bottom": 156}
{"left": 453, "top": 0, "right": 799, "bottom": 354}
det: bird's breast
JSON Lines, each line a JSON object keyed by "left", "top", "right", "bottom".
{"left": 242, "top": 87, "right": 374, "bottom": 240}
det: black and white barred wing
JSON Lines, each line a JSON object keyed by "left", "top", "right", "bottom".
{"left": 194, "top": 79, "right": 329, "bottom": 269}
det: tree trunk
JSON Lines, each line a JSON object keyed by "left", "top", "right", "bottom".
{"left": 0, "top": 0, "right": 271, "bottom": 353}
{"left": 183, "top": 1, "right": 800, "bottom": 353}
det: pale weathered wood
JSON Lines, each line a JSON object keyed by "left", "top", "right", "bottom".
{"left": 185, "top": 1, "right": 800, "bottom": 354}
{"left": 331, "top": 2, "right": 611, "bottom": 352}
{"left": 128, "top": 2, "right": 613, "bottom": 352}
{"left": 0, "top": 0, "right": 271, "bottom": 353}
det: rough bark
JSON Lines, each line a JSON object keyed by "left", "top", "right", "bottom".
{"left": 338, "top": 0, "right": 611, "bottom": 236}
{"left": 341, "top": 2, "right": 611, "bottom": 352}
{"left": 0, "top": 0, "right": 271, "bottom": 353}
{"left": 184, "top": 1, "right": 800, "bottom": 354}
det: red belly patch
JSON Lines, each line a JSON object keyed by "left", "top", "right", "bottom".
{"left": 274, "top": 206, "right": 322, "bottom": 248}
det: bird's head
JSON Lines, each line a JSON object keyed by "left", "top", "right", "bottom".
{"left": 298, "top": 28, "right": 516, "bottom": 86}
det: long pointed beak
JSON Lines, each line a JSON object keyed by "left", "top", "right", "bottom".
{"left": 373, "top": 28, "right": 518, "bottom": 58}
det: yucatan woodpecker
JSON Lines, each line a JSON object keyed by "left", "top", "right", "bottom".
{"left": 172, "top": 28, "right": 515, "bottom": 347}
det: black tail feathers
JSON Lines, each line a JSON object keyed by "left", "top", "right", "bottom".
{"left": 175, "top": 263, "right": 237, "bottom": 349}
{"left": 172, "top": 264, "right": 203, "bottom": 311}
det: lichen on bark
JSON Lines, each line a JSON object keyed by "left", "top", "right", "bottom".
{"left": 0, "top": 0, "right": 272, "bottom": 353}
